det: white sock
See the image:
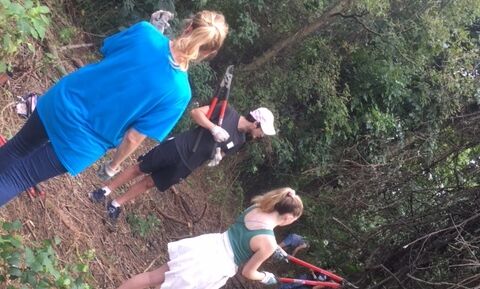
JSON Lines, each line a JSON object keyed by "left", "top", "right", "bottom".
{"left": 102, "top": 186, "right": 112, "bottom": 196}
{"left": 111, "top": 200, "right": 120, "bottom": 208}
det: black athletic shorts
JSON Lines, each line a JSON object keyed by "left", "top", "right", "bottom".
{"left": 138, "top": 138, "right": 192, "bottom": 191}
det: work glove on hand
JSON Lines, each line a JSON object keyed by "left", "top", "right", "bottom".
{"left": 260, "top": 271, "right": 277, "bottom": 285}
{"left": 97, "top": 161, "right": 120, "bottom": 181}
{"left": 207, "top": 147, "right": 223, "bottom": 167}
{"left": 150, "top": 10, "right": 174, "bottom": 33}
{"left": 272, "top": 247, "right": 288, "bottom": 262}
{"left": 210, "top": 125, "right": 230, "bottom": 143}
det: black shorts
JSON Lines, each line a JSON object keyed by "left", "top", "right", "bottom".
{"left": 138, "top": 139, "right": 192, "bottom": 191}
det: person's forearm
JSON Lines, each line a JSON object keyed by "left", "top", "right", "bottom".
{"left": 110, "top": 141, "right": 141, "bottom": 169}
{"left": 110, "top": 129, "right": 146, "bottom": 169}
{"left": 190, "top": 108, "right": 216, "bottom": 130}
{"left": 242, "top": 270, "right": 265, "bottom": 281}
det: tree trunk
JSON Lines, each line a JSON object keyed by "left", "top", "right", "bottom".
{"left": 241, "top": 0, "right": 353, "bottom": 72}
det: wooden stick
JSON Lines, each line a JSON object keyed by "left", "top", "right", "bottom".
{"left": 58, "top": 43, "right": 94, "bottom": 51}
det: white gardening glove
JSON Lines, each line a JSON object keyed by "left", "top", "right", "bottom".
{"left": 272, "top": 247, "right": 288, "bottom": 262}
{"left": 207, "top": 147, "right": 223, "bottom": 167}
{"left": 97, "top": 161, "right": 121, "bottom": 181}
{"left": 210, "top": 125, "right": 230, "bottom": 142}
{"left": 260, "top": 271, "right": 277, "bottom": 285}
{"left": 150, "top": 10, "right": 174, "bottom": 33}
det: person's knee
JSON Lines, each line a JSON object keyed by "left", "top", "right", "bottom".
{"left": 144, "top": 176, "right": 156, "bottom": 189}
{"left": 133, "top": 164, "right": 144, "bottom": 175}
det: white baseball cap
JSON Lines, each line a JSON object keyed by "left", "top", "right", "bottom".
{"left": 250, "top": 107, "right": 276, "bottom": 136}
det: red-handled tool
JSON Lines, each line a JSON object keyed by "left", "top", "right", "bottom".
{"left": 0, "top": 134, "right": 6, "bottom": 146}
{"left": 276, "top": 251, "right": 358, "bottom": 289}
{"left": 277, "top": 277, "right": 341, "bottom": 288}
{"left": 192, "top": 65, "right": 234, "bottom": 153}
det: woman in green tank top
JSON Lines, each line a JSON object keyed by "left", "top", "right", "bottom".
{"left": 116, "top": 187, "right": 303, "bottom": 289}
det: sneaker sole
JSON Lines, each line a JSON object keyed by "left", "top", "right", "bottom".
{"left": 88, "top": 192, "right": 106, "bottom": 204}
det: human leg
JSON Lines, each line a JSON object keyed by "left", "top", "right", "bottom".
{"left": 115, "top": 175, "right": 155, "bottom": 206}
{"left": 0, "top": 110, "right": 49, "bottom": 172}
{"left": 0, "top": 143, "right": 67, "bottom": 206}
{"left": 107, "top": 164, "right": 144, "bottom": 191}
{"left": 106, "top": 139, "right": 191, "bottom": 220}
{"left": 90, "top": 140, "right": 174, "bottom": 203}
{"left": 89, "top": 164, "right": 145, "bottom": 203}
{"left": 116, "top": 264, "right": 169, "bottom": 289}
{"left": 106, "top": 175, "right": 156, "bottom": 220}
{"left": 114, "top": 160, "right": 191, "bottom": 208}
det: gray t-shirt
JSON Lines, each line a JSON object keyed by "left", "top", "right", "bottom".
{"left": 174, "top": 105, "right": 246, "bottom": 171}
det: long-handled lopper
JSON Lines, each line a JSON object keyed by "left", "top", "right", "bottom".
{"left": 0, "top": 134, "right": 46, "bottom": 200}
{"left": 276, "top": 250, "right": 358, "bottom": 289}
{"left": 192, "top": 65, "right": 234, "bottom": 153}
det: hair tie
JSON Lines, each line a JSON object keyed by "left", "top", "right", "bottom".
{"left": 287, "top": 190, "right": 296, "bottom": 197}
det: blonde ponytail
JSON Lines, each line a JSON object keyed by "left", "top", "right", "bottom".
{"left": 171, "top": 11, "right": 228, "bottom": 70}
{"left": 252, "top": 187, "right": 303, "bottom": 217}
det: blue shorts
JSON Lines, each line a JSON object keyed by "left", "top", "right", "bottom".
{"left": 282, "top": 234, "right": 306, "bottom": 248}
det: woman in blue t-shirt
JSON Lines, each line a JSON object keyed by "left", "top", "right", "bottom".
{"left": 0, "top": 10, "right": 228, "bottom": 206}
{"left": 116, "top": 188, "right": 303, "bottom": 289}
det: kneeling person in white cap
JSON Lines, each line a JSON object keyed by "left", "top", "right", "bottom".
{"left": 88, "top": 104, "right": 276, "bottom": 221}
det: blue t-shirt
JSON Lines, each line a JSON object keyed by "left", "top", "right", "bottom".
{"left": 37, "top": 21, "right": 191, "bottom": 175}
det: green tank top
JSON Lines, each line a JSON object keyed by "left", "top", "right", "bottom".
{"left": 227, "top": 206, "right": 275, "bottom": 266}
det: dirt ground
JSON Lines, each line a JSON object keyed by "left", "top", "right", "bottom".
{"left": 0, "top": 19, "right": 264, "bottom": 289}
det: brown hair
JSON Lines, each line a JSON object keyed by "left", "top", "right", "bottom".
{"left": 252, "top": 187, "right": 303, "bottom": 217}
{"left": 171, "top": 10, "right": 228, "bottom": 70}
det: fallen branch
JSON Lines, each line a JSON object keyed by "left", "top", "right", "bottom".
{"left": 45, "top": 40, "right": 67, "bottom": 76}
{"left": 192, "top": 203, "right": 208, "bottom": 224}
{"left": 380, "top": 264, "right": 407, "bottom": 289}
{"left": 143, "top": 253, "right": 165, "bottom": 273}
{"left": 58, "top": 43, "right": 94, "bottom": 51}
{"left": 403, "top": 212, "right": 480, "bottom": 249}
{"left": 332, "top": 217, "right": 362, "bottom": 242}
{"left": 406, "top": 273, "right": 470, "bottom": 289}
{"left": 155, "top": 207, "right": 191, "bottom": 227}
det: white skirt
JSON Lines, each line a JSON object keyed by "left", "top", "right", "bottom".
{"left": 160, "top": 232, "right": 238, "bottom": 289}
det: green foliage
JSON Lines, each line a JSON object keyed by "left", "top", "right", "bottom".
{"left": 169, "top": 62, "right": 216, "bottom": 135}
{"left": 0, "top": 0, "right": 50, "bottom": 72}
{"left": 58, "top": 27, "right": 76, "bottom": 45}
{"left": 190, "top": 0, "right": 328, "bottom": 62}
{"left": 233, "top": 36, "right": 350, "bottom": 176}
{"left": 205, "top": 166, "right": 244, "bottom": 210}
{"left": 189, "top": 62, "right": 216, "bottom": 103}
{"left": 74, "top": 0, "right": 175, "bottom": 35}
{"left": 0, "top": 221, "right": 93, "bottom": 289}
{"left": 126, "top": 213, "right": 160, "bottom": 238}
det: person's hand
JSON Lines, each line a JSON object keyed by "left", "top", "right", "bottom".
{"left": 272, "top": 247, "right": 288, "bottom": 262}
{"left": 210, "top": 125, "right": 230, "bottom": 142}
{"left": 207, "top": 147, "right": 223, "bottom": 167}
{"left": 97, "top": 161, "right": 120, "bottom": 181}
{"left": 150, "top": 10, "right": 174, "bottom": 33}
{"left": 260, "top": 271, "right": 277, "bottom": 285}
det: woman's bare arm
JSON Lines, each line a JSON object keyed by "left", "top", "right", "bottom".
{"left": 241, "top": 235, "right": 277, "bottom": 280}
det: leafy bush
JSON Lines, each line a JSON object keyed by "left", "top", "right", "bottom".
{"left": 126, "top": 213, "right": 160, "bottom": 238}
{"left": 0, "top": 0, "right": 50, "bottom": 72}
{"left": 0, "top": 221, "right": 93, "bottom": 289}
